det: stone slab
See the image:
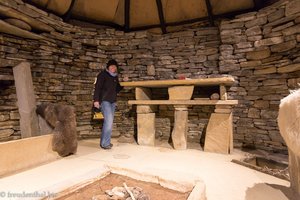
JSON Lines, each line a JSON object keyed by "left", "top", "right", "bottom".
{"left": 0, "top": 19, "right": 43, "bottom": 40}
{"left": 168, "top": 86, "right": 194, "bottom": 100}
{"left": 13, "top": 62, "right": 40, "bottom": 138}
{"left": 204, "top": 113, "right": 233, "bottom": 154}
{"left": 135, "top": 87, "right": 152, "bottom": 100}
{"left": 137, "top": 113, "right": 155, "bottom": 146}
{"left": 0, "top": 4, "right": 54, "bottom": 32}
{"left": 13, "top": 62, "right": 39, "bottom": 138}
{"left": 121, "top": 77, "right": 235, "bottom": 88}
{"left": 128, "top": 100, "right": 238, "bottom": 105}
{"left": 172, "top": 109, "right": 188, "bottom": 150}
{"left": 0, "top": 134, "right": 59, "bottom": 177}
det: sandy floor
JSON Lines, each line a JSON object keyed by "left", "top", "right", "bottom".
{"left": 0, "top": 138, "right": 299, "bottom": 200}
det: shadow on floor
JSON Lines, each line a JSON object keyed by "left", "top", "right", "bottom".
{"left": 245, "top": 183, "right": 299, "bottom": 200}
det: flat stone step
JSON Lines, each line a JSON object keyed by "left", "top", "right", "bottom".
{"left": 128, "top": 100, "right": 238, "bottom": 105}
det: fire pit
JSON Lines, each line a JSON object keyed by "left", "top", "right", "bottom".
{"left": 47, "top": 167, "right": 206, "bottom": 200}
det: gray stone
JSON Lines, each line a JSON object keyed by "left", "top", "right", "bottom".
{"left": 221, "top": 22, "right": 244, "bottom": 30}
{"left": 0, "top": 114, "right": 9, "bottom": 122}
{"left": 270, "top": 40, "right": 297, "bottom": 52}
{"left": 0, "top": 129, "right": 14, "bottom": 138}
{"left": 254, "top": 36, "right": 284, "bottom": 47}
{"left": 277, "top": 63, "right": 300, "bottom": 73}
{"left": 272, "top": 21, "right": 294, "bottom": 32}
{"left": 147, "top": 65, "right": 155, "bottom": 76}
{"left": 285, "top": 0, "right": 300, "bottom": 16}
{"left": 282, "top": 24, "right": 300, "bottom": 36}
{"left": 268, "top": 8, "right": 285, "bottom": 22}
{"left": 246, "top": 49, "right": 271, "bottom": 60}
{"left": 261, "top": 110, "right": 278, "bottom": 119}
{"left": 234, "top": 42, "right": 253, "bottom": 49}
{"left": 0, "top": 5, "right": 54, "bottom": 32}
{"left": 196, "top": 28, "right": 218, "bottom": 35}
{"left": 248, "top": 108, "right": 260, "bottom": 118}
{"left": 0, "top": 19, "right": 43, "bottom": 40}
{"left": 172, "top": 107, "right": 188, "bottom": 150}
{"left": 245, "top": 26, "right": 262, "bottom": 36}
{"left": 0, "top": 45, "right": 18, "bottom": 53}
{"left": 220, "top": 29, "right": 242, "bottom": 36}
{"left": 13, "top": 62, "right": 40, "bottom": 138}
{"left": 4, "top": 18, "right": 31, "bottom": 31}
{"left": 240, "top": 61, "right": 262, "bottom": 68}
{"left": 297, "top": 34, "right": 300, "bottom": 42}
{"left": 137, "top": 113, "right": 155, "bottom": 146}
{"left": 254, "top": 66, "right": 277, "bottom": 75}
{"left": 245, "top": 17, "right": 267, "bottom": 28}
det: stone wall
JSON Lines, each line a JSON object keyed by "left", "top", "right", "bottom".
{"left": 0, "top": 0, "right": 299, "bottom": 153}
{"left": 219, "top": 0, "right": 300, "bottom": 152}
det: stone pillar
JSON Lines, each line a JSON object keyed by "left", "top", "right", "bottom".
{"left": 204, "top": 105, "right": 233, "bottom": 154}
{"left": 168, "top": 85, "right": 194, "bottom": 150}
{"left": 219, "top": 84, "right": 227, "bottom": 100}
{"left": 135, "top": 87, "right": 156, "bottom": 146}
{"left": 137, "top": 111, "right": 156, "bottom": 146}
{"left": 172, "top": 106, "right": 189, "bottom": 150}
{"left": 13, "top": 62, "right": 40, "bottom": 138}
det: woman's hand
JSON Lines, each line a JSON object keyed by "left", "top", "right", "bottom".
{"left": 94, "top": 101, "right": 100, "bottom": 108}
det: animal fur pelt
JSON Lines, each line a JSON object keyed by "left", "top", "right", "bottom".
{"left": 278, "top": 89, "right": 300, "bottom": 155}
{"left": 36, "top": 103, "right": 78, "bottom": 157}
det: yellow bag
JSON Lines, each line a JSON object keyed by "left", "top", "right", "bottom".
{"left": 92, "top": 107, "right": 104, "bottom": 120}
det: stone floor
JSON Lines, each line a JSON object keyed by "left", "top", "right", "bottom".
{"left": 0, "top": 138, "right": 295, "bottom": 200}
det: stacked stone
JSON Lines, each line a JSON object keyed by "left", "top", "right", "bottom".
{"left": 219, "top": 0, "right": 300, "bottom": 153}
{"left": 152, "top": 27, "right": 220, "bottom": 79}
{"left": 1, "top": 0, "right": 299, "bottom": 153}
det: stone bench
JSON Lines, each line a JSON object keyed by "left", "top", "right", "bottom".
{"left": 121, "top": 77, "right": 238, "bottom": 154}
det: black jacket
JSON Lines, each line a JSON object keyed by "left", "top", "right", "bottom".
{"left": 93, "top": 70, "right": 123, "bottom": 103}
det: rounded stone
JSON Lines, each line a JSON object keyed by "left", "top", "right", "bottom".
{"left": 4, "top": 18, "right": 32, "bottom": 31}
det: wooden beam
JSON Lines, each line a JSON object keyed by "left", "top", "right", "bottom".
{"left": 155, "top": 0, "right": 167, "bottom": 34}
{"left": 205, "top": 0, "right": 214, "bottom": 26}
{"left": 62, "top": 0, "right": 76, "bottom": 22}
{"left": 124, "top": 0, "right": 130, "bottom": 32}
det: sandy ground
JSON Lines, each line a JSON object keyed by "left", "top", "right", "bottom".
{"left": 0, "top": 138, "right": 299, "bottom": 200}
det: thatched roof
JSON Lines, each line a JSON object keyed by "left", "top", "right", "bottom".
{"left": 26, "top": 0, "right": 279, "bottom": 33}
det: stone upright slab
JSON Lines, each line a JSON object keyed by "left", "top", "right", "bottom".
{"left": 172, "top": 106, "right": 189, "bottom": 150}
{"left": 204, "top": 113, "right": 233, "bottom": 154}
{"left": 13, "top": 62, "right": 40, "bottom": 138}
{"left": 137, "top": 113, "right": 155, "bottom": 146}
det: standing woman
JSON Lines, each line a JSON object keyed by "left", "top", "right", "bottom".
{"left": 93, "top": 59, "right": 123, "bottom": 149}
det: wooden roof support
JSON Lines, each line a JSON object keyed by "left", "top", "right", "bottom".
{"left": 62, "top": 0, "right": 76, "bottom": 22}
{"left": 205, "top": 0, "right": 214, "bottom": 26}
{"left": 155, "top": 0, "right": 167, "bottom": 34}
{"left": 124, "top": 0, "right": 130, "bottom": 32}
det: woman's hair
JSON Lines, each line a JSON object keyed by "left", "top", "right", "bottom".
{"left": 106, "top": 59, "right": 118, "bottom": 69}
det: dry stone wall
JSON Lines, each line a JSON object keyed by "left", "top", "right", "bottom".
{"left": 220, "top": 0, "right": 300, "bottom": 153}
{"left": 0, "top": 0, "right": 299, "bottom": 153}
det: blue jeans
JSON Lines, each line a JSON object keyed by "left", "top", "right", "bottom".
{"left": 100, "top": 101, "right": 116, "bottom": 148}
